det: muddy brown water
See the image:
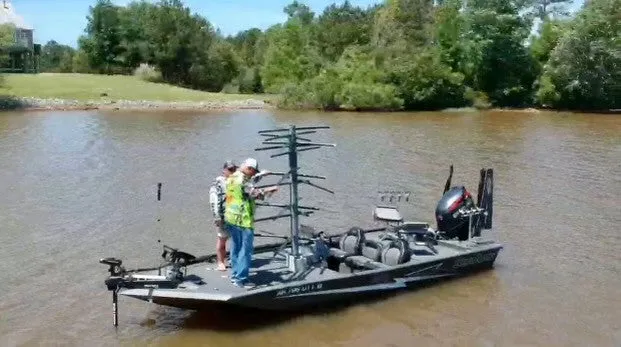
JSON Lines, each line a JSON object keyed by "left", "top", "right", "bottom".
{"left": 0, "top": 109, "right": 620, "bottom": 347}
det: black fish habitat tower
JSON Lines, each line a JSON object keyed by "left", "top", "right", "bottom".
{"left": 254, "top": 125, "right": 335, "bottom": 273}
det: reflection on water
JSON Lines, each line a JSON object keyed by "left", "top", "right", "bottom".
{"left": 0, "top": 109, "right": 620, "bottom": 347}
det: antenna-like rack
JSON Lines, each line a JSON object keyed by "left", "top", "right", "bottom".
{"left": 254, "top": 125, "right": 335, "bottom": 273}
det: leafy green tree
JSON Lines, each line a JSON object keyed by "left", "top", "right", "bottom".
{"left": 226, "top": 28, "right": 263, "bottom": 67}
{"left": 0, "top": 23, "right": 15, "bottom": 48}
{"left": 62, "top": 0, "right": 619, "bottom": 111}
{"left": 433, "top": 0, "right": 466, "bottom": 72}
{"left": 537, "top": 0, "right": 621, "bottom": 109}
{"left": 39, "top": 40, "right": 76, "bottom": 72}
{"left": 372, "top": 0, "right": 435, "bottom": 50}
{"left": 80, "top": 0, "right": 123, "bottom": 73}
{"left": 260, "top": 20, "right": 322, "bottom": 93}
{"left": 314, "top": 1, "right": 376, "bottom": 62}
{"left": 116, "top": 1, "right": 157, "bottom": 69}
{"left": 387, "top": 48, "right": 467, "bottom": 109}
{"left": 461, "top": 0, "right": 538, "bottom": 106}
{"left": 530, "top": 19, "right": 567, "bottom": 65}
{"left": 284, "top": 1, "right": 315, "bottom": 25}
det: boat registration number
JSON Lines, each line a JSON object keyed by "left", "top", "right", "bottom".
{"left": 275, "top": 283, "right": 324, "bottom": 297}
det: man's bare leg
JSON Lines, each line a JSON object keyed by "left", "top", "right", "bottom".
{"left": 216, "top": 236, "right": 227, "bottom": 271}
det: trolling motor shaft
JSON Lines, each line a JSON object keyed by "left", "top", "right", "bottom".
{"left": 99, "top": 257, "right": 125, "bottom": 327}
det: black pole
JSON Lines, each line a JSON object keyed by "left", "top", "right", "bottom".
{"left": 156, "top": 183, "right": 162, "bottom": 273}
{"left": 288, "top": 125, "right": 300, "bottom": 257}
{"left": 112, "top": 289, "right": 118, "bottom": 327}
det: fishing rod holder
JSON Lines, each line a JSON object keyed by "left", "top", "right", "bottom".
{"left": 378, "top": 190, "right": 412, "bottom": 203}
{"left": 455, "top": 206, "right": 487, "bottom": 242}
{"left": 254, "top": 125, "right": 335, "bottom": 273}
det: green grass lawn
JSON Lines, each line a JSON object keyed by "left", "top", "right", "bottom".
{"left": 0, "top": 73, "right": 271, "bottom": 102}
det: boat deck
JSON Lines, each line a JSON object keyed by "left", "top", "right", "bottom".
{"left": 124, "top": 235, "right": 500, "bottom": 302}
{"left": 141, "top": 249, "right": 343, "bottom": 294}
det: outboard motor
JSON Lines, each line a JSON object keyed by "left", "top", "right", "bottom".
{"left": 434, "top": 165, "right": 494, "bottom": 241}
{"left": 435, "top": 186, "right": 476, "bottom": 240}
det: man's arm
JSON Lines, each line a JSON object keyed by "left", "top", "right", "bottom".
{"left": 209, "top": 178, "right": 225, "bottom": 226}
{"left": 244, "top": 181, "right": 278, "bottom": 200}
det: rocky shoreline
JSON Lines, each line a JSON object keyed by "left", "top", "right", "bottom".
{"left": 1, "top": 96, "right": 616, "bottom": 114}
{"left": 0, "top": 96, "right": 272, "bottom": 112}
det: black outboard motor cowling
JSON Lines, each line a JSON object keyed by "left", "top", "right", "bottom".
{"left": 435, "top": 186, "right": 476, "bottom": 240}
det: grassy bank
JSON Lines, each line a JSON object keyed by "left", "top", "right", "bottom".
{"left": 0, "top": 73, "right": 274, "bottom": 111}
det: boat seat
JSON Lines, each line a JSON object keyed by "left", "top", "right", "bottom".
{"left": 360, "top": 239, "right": 386, "bottom": 262}
{"left": 345, "top": 255, "right": 389, "bottom": 270}
{"left": 379, "top": 235, "right": 411, "bottom": 266}
{"left": 339, "top": 227, "right": 366, "bottom": 255}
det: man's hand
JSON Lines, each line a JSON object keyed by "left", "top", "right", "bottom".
{"left": 263, "top": 185, "right": 279, "bottom": 197}
{"left": 253, "top": 170, "right": 272, "bottom": 183}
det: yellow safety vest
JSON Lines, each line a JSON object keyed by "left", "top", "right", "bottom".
{"left": 224, "top": 170, "right": 256, "bottom": 229}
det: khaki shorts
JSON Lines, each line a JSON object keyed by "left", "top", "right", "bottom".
{"left": 217, "top": 223, "right": 229, "bottom": 238}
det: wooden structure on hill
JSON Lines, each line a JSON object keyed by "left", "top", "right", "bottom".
{"left": 0, "top": 0, "right": 40, "bottom": 73}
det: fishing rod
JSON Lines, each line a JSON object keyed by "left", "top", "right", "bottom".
{"left": 156, "top": 182, "right": 165, "bottom": 275}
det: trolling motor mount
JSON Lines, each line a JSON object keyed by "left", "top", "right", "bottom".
{"left": 159, "top": 244, "right": 197, "bottom": 281}
{"left": 99, "top": 257, "right": 124, "bottom": 276}
{"left": 161, "top": 244, "right": 196, "bottom": 265}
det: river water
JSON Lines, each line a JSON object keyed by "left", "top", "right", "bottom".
{"left": 0, "top": 109, "right": 619, "bottom": 346}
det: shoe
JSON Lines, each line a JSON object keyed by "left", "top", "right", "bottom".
{"left": 233, "top": 281, "right": 255, "bottom": 289}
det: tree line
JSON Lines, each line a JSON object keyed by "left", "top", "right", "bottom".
{"left": 38, "top": 0, "right": 620, "bottom": 111}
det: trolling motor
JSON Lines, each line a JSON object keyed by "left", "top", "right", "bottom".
{"left": 99, "top": 257, "right": 125, "bottom": 327}
{"left": 99, "top": 181, "right": 200, "bottom": 327}
{"left": 99, "top": 241, "right": 196, "bottom": 327}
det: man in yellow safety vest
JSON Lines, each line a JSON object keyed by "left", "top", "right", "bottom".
{"left": 224, "top": 158, "right": 278, "bottom": 287}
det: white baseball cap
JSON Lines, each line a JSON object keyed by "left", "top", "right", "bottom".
{"left": 242, "top": 157, "right": 259, "bottom": 170}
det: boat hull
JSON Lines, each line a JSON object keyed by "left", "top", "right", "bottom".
{"left": 119, "top": 243, "right": 502, "bottom": 311}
